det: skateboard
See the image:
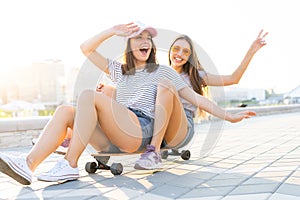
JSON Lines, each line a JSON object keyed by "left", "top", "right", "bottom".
{"left": 85, "top": 149, "right": 191, "bottom": 175}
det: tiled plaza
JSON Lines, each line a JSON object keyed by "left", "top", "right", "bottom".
{"left": 1, "top": 112, "right": 300, "bottom": 199}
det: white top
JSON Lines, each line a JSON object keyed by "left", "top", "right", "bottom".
{"left": 179, "top": 71, "right": 206, "bottom": 113}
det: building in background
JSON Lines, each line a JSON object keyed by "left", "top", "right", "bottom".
{"left": 284, "top": 85, "right": 300, "bottom": 104}
{"left": 211, "top": 86, "right": 266, "bottom": 102}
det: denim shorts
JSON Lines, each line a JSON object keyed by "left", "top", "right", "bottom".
{"left": 105, "top": 108, "right": 154, "bottom": 153}
{"left": 128, "top": 108, "right": 154, "bottom": 152}
{"left": 161, "top": 108, "right": 195, "bottom": 149}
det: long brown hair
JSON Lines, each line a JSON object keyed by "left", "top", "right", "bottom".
{"left": 169, "top": 35, "right": 209, "bottom": 119}
{"left": 168, "top": 35, "right": 207, "bottom": 95}
{"left": 122, "top": 38, "right": 159, "bottom": 75}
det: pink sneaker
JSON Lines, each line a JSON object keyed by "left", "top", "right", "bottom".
{"left": 134, "top": 145, "right": 162, "bottom": 170}
{"left": 54, "top": 138, "right": 70, "bottom": 155}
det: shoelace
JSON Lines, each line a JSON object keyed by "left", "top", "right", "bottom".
{"left": 48, "top": 160, "right": 67, "bottom": 175}
{"left": 16, "top": 158, "right": 25, "bottom": 167}
{"left": 140, "top": 145, "right": 156, "bottom": 160}
{"left": 8, "top": 156, "right": 32, "bottom": 180}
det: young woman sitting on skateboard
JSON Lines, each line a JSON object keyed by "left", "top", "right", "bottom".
{"left": 0, "top": 22, "right": 255, "bottom": 185}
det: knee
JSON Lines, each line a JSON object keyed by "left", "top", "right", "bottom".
{"left": 56, "top": 105, "right": 75, "bottom": 116}
{"left": 102, "top": 85, "right": 116, "bottom": 98}
{"left": 54, "top": 105, "right": 75, "bottom": 126}
{"left": 78, "top": 89, "right": 96, "bottom": 102}
{"left": 158, "top": 79, "right": 176, "bottom": 93}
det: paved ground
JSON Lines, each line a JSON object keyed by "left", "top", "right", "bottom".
{"left": 1, "top": 112, "right": 300, "bottom": 200}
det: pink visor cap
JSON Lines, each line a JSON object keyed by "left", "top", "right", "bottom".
{"left": 127, "top": 21, "right": 157, "bottom": 39}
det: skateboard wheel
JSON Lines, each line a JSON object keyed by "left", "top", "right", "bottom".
{"left": 161, "top": 150, "right": 168, "bottom": 159}
{"left": 85, "top": 162, "right": 97, "bottom": 173}
{"left": 110, "top": 163, "right": 123, "bottom": 175}
{"left": 181, "top": 150, "right": 191, "bottom": 160}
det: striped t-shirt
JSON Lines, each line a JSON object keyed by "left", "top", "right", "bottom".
{"left": 108, "top": 59, "right": 187, "bottom": 119}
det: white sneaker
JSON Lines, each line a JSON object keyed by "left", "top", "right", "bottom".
{"left": 38, "top": 158, "right": 79, "bottom": 182}
{"left": 0, "top": 153, "right": 32, "bottom": 185}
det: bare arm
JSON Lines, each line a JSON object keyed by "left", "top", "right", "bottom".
{"left": 178, "top": 87, "right": 256, "bottom": 122}
{"left": 203, "top": 29, "right": 268, "bottom": 86}
{"left": 80, "top": 23, "right": 139, "bottom": 73}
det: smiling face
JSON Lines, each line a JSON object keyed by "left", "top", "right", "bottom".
{"left": 169, "top": 39, "right": 191, "bottom": 71}
{"left": 129, "top": 31, "right": 153, "bottom": 67}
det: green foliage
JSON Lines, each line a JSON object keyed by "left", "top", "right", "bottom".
{"left": 0, "top": 109, "right": 55, "bottom": 118}
{"left": 38, "top": 110, "right": 55, "bottom": 116}
{"left": 0, "top": 110, "right": 12, "bottom": 118}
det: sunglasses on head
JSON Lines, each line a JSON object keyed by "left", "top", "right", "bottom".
{"left": 170, "top": 45, "right": 191, "bottom": 56}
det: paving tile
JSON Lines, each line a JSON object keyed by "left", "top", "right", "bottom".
{"left": 221, "top": 193, "right": 271, "bottom": 200}
{"left": 290, "top": 170, "right": 300, "bottom": 178}
{"left": 166, "top": 175, "right": 205, "bottom": 188}
{"left": 173, "top": 163, "right": 202, "bottom": 171}
{"left": 212, "top": 173, "right": 249, "bottom": 180}
{"left": 179, "top": 186, "right": 234, "bottom": 198}
{"left": 254, "top": 171, "right": 292, "bottom": 178}
{"left": 276, "top": 183, "right": 300, "bottom": 196}
{"left": 178, "top": 196, "right": 223, "bottom": 200}
{"left": 102, "top": 187, "right": 144, "bottom": 200}
{"left": 242, "top": 176, "right": 285, "bottom": 185}
{"left": 201, "top": 178, "right": 245, "bottom": 187}
{"left": 229, "top": 183, "right": 280, "bottom": 195}
{"left": 262, "top": 166, "right": 298, "bottom": 172}
{"left": 0, "top": 187, "right": 34, "bottom": 199}
{"left": 185, "top": 171, "right": 218, "bottom": 180}
{"left": 167, "top": 168, "right": 191, "bottom": 176}
{"left": 131, "top": 193, "right": 174, "bottom": 200}
{"left": 136, "top": 179, "right": 164, "bottom": 191}
{"left": 149, "top": 184, "right": 190, "bottom": 199}
{"left": 45, "top": 188, "right": 108, "bottom": 199}
{"left": 142, "top": 171, "right": 179, "bottom": 183}
{"left": 268, "top": 193, "right": 300, "bottom": 200}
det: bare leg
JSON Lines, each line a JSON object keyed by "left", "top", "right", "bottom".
{"left": 27, "top": 105, "right": 75, "bottom": 171}
{"left": 61, "top": 84, "right": 116, "bottom": 143}
{"left": 88, "top": 124, "right": 113, "bottom": 152}
{"left": 65, "top": 89, "right": 144, "bottom": 168}
{"left": 134, "top": 79, "right": 189, "bottom": 170}
{"left": 65, "top": 128, "right": 72, "bottom": 139}
{"left": 151, "top": 79, "right": 188, "bottom": 151}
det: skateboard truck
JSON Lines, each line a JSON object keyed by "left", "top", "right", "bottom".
{"left": 85, "top": 154, "right": 123, "bottom": 175}
{"left": 161, "top": 149, "right": 191, "bottom": 160}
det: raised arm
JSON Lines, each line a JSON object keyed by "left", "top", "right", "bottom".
{"left": 80, "top": 23, "right": 139, "bottom": 73}
{"left": 179, "top": 86, "right": 256, "bottom": 122}
{"left": 203, "top": 29, "right": 268, "bottom": 86}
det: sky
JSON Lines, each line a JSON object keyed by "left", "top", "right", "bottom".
{"left": 0, "top": 0, "right": 299, "bottom": 94}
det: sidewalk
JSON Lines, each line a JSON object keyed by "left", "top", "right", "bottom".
{"left": 1, "top": 112, "right": 300, "bottom": 200}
